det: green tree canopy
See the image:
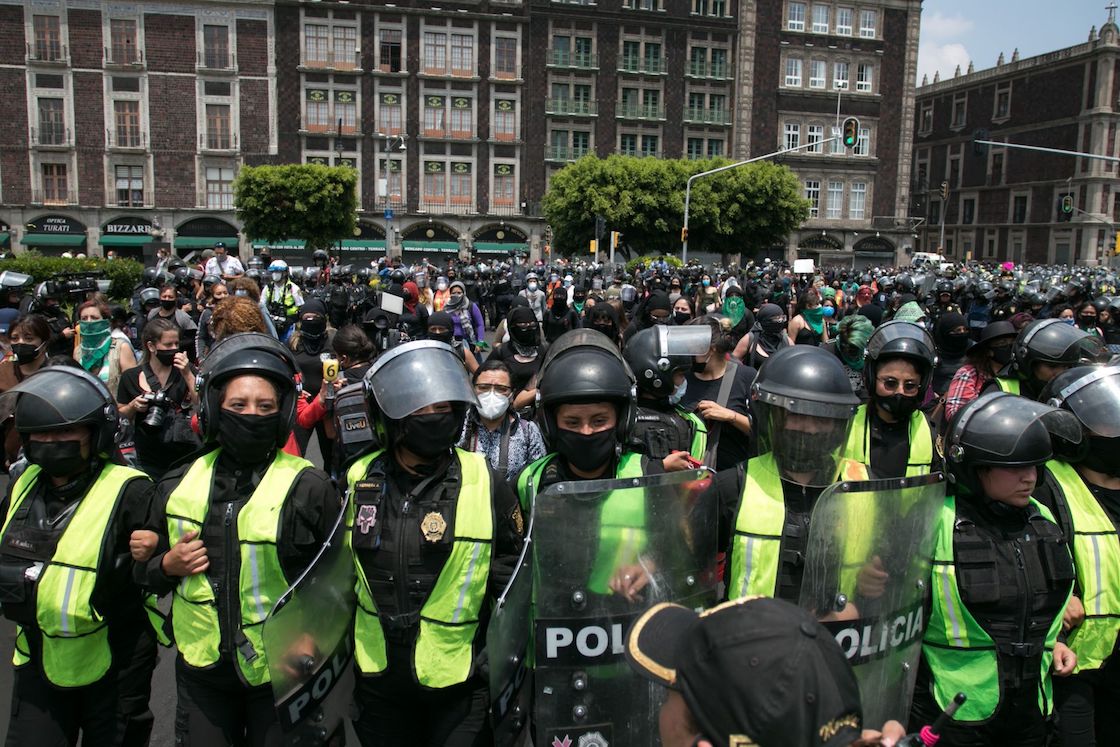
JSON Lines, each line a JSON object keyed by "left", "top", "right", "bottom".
{"left": 542, "top": 156, "right": 809, "bottom": 259}
{"left": 233, "top": 164, "right": 358, "bottom": 250}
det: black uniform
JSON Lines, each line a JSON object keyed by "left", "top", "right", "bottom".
{"left": 630, "top": 400, "right": 696, "bottom": 460}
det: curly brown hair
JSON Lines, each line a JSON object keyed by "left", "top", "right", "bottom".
{"left": 226, "top": 276, "right": 261, "bottom": 302}
{"left": 210, "top": 296, "right": 267, "bottom": 341}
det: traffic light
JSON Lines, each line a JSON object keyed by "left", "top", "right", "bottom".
{"left": 680, "top": 227, "right": 689, "bottom": 243}
{"left": 610, "top": 231, "right": 622, "bottom": 251}
{"left": 842, "top": 117, "right": 859, "bottom": 149}
{"left": 1114, "top": 234, "right": 1120, "bottom": 256}
{"left": 939, "top": 181, "right": 949, "bottom": 201}
{"left": 590, "top": 239, "right": 598, "bottom": 255}
{"left": 1059, "top": 194, "right": 1074, "bottom": 221}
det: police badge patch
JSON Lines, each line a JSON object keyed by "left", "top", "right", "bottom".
{"left": 421, "top": 511, "right": 448, "bottom": 542}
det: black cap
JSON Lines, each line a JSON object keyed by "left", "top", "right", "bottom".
{"left": 626, "top": 597, "right": 862, "bottom": 747}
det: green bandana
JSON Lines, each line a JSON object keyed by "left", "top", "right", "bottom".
{"left": 722, "top": 296, "right": 746, "bottom": 326}
{"left": 79, "top": 319, "right": 112, "bottom": 371}
{"left": 801, "top": 306, "right": 824, "bottom": 335}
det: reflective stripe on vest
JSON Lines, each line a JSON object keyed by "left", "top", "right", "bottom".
{"left": 348, "top": 448, "right": 494, "bottom": 688}
{"left": 1047, "top": 460, "right": 1120, "bottom": 673}
{"left": 166, "top": 449, "right": 310, "bottom": 686}
{"left": 842, "top": 403, "right": 934, "bottom": 477}
{"left": 995, "top": 378, "right": 1021, "bottom": 395}
{"left": 923, "top": 495, "right": 1068, "bottom": 722}
{"left": 3, "top": 463, "right": 146, "bottom": 687}
{"left": 728, "top": 456, "right": 868, "bottom": 601}
{"left": 680, "top": 409, "right": 709, "bottom": 463}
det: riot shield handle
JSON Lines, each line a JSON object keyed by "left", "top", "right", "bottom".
{"left": 897, "top": 692, "right": 966, "bottom": 746}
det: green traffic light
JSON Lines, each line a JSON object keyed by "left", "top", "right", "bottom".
{"left": 841, "top": 117, "right": 859, "bottom": 148}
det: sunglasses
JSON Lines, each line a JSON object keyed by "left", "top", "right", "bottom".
{"left": 877, "top": 376, "right": 920, "bottom": 395}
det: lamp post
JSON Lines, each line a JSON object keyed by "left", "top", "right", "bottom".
{"left": 377, "top": 133, "right": 406, "bottom": 258}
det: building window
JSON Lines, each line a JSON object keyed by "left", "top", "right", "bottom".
{"left": 711, "top": 48, "right": 728, "bottom": 77}
{"left": 784, "top": 122, "right": 800, "bottom": 150}
{"left": 206, "top": 104, "right": 231, "bottom": 149}
{"left": 379, "top": 29, "right": 403, "bottom": 73}
{"left": 850, "top": 181, "right": 866, "bottom": 219}
{"left": 644, "top": 42, "right": 663, "bottom": 73}
{"left": 424, "top": 96, "right": 448, "bottom": 137}
{"left": 109, "top": 19, "right": 138, "bottom": 64}
{"left": 306, "top": 89, "right": 330, "bottom": 131}
{"left": 423, "top": 162, "right": 446, "bottom": 201}
{"left": 809, "top": 59, "right": 826, "bottom": 89}
{"left": 859, "top": 9, "right": 877, "bottom": 38}
{"left": 811, "top": 4, "right": 829, "bottom": 33}
{"left": 641, "top": 134, "right": 659, "bottom": 157}
{"left": 856, "top": 63, "right": 873, "bottom": 92}
{"left": 493, "top": 164, "right": 515, "bottom": 206}
{"left": 115, "top": 164, "right": 144, "bottom": 207}
{"left": 620, "top": 133, "right": 637, "bottom": 156}
{"left": 37, "top": 97, "right": 66, "bottom": 145}
{"left": 378, "top": 92, "right": 403, "bottom": 135}
{"left": 378, "top": 159, "right": 403, "bottom": 203}
{"left": 305, "top": 24, "right": 329, "bottom": 66}
{"left": 687, "top": 137, "right": 704, "bottom": 159}
{"left": 951, "top": 93, "right": 966, "bottom": 128}
{"left": 707, "top": 139, "right": 723, "bottom": 157}
{"left": 994, "top": 83, "right": 1011, "bottom": 120}
{"left": 450, "top": 163, "right": 472, "bottom": 205}
{"left": 332, "top": 25, "right": 357, "bottom": 70}
{"left": 855, "top": 127, "right": 870, "bottom": 156}
{"left": 494, "top": 99, "right": 516, "bottom": 141}
{"left": 711, "top": 0, "right": 726, "bottom": 16}
{"left": 807, "top": 124, "right": 823, "bottom": 153}
{"left": 450, "top": 33, "right": 474, "bottom": 76}
{"left": 919, "top": 101, "right": 933, "bottom": 133}
{"left": 41, "top": 163, "right": 68, "bottom": 204}
{"left": 990, "top": 151, "right": 1004, "bottom": 184}
{"left": 787, "top": 2, "right": 806, "bottom": 31}
{"left": 831, "top": 128, "right": 845, "bottom": 154}
{"left": 836, "top": 7, "right": 853, "bottom": 35}
{"left": 113, "top": 100, "right": 141, "bottom": 147}
{"left": 449, "top": 97, "right": 473, "bottom": 138}
{"left": 336, "top": 91, "right": 357, "bottom": 133}
{"left": 827, "top": 180, "right": 843, "bottom": 219}
{"left": 1012, "top": 194, "right": 1028, "bottom": 224}
{"left": 833, "top": 61, "right": 849, "bottom": 90}
{"left": 805, "top": 179, "right": 820, "bottom": 218}
{"left": 203, "top": 25, "right": 230, "bottom": 69}
{"left": 423, "top": 32, "right": 448, "bottom": 73}
{"left": 949, "top": 157, "right": 960, "bottom": 187}
{"left": 785, "top": 57, "right": 802, "bottom": 87}
{"left": 205, "top": 166, "right": 234, "bottom": 209}
{"left": 33, "top": 15, "right": 62, "bottom": 61}
{"left": 494, "top": 37, "right": 518, "bottom": 79}
{"left": 962, "top": 198, "right": 975, "bottom": 225}
{"left": 930, "top": 201, "right": 940, "bottom": 226}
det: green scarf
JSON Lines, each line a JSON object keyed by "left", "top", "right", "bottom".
{"left": 722, "top": 296, "right": 746, "bottom": 326}
{"left": 801, "top": 306, "right": 824, "bottom": 335}
{"left": 79, "top": 319, "right": 112, "bottom": 371}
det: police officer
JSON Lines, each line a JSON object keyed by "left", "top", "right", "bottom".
{"left": 346, "top": 340, "right": 523, "bottom": 746}
{"left": 910, "top": 391, "right": 1078, "bottom": 745}
{"left": 714, "top": 345, "right": 864, "bottom": 603}
{"left": 842, "top": 321, "right": 941, "bottom": 478}
{"left": 622, "top": 325, "right": 709, "bottom": 463}
{"left": 1035, "top": 365, "right": 1120, "bottom": 746}
{"left": 0, "top": 367, "right": 158, "bottom": 746}
{"left": 987, "top": 318, "right": 1096, "bottom": 399}
{"left": 261, "top": 260, "right": 304, "bottom": 342}
{"left": 137, "top": 333, "right": 337, "bottom": 745}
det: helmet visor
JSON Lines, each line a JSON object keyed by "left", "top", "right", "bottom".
{"left": 865, "top": 321, "right": 936, "bottom": 362}
{"left": 0, "top": 368, "right": 112, "bottom": 430}
{"left": 956, "top": 394, "right": 1082, "bottom": 461}
{"left": 755, "top": 403, "right": 854, "bottom": 487}
{"left": 658, "top": 326, "right": 712, "bottom": 358}
{"left": 365, "top": 341, "right": 477, "bottom": 419}
{"left": 1056, "top": 366, "right": 1120, "bottom": 437}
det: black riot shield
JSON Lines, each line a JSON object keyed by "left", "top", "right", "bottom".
{"left": 799, "top": 473, "right": 946, "bottom": 728}
{"left": 263, "top": 503, "right": 356, "bottom": 745}
{"left": 526, "top": 468, "right": 719, "bottom": 747}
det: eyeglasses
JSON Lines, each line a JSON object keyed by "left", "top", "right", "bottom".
{"left": 877, "top": 376, "right": 921, "bottom": 395}
{"left": 475, "top": 383, "right": 512, "bottom": 396}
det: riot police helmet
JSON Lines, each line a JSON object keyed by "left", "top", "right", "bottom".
{"left": 1041, "top": 364, "right": 1120, "bottom": 472}
{"left": 935, "top": 279, "right": 955, "bottom": 298}
{"left": 202, "top": 274, "right": 221, "bottom": 291}
{"left": 863, "top": 320, "right": 937, "bottom": 397}
{"left": 312, "top": 248, "right": 330, "bottom": 266}
{"left": 623, "top": 325, "right": 712, "bottom": 398}
{"left": 2, "top": 367, "right": 119, "bottom": 456}
{"left": 1011, "top": 319, "right": 1097, "bottom": 384}
{"left": 389, "top": 268, "right": 407, "bottom": 285}
{"left": 535, "top": 329, "right": 636, "bottom": 443}
{"left": 197, "top": 332, "right": 301, "bottom": 446}
{"left": 138, "top": 287, "right": 161, "bottom": 308}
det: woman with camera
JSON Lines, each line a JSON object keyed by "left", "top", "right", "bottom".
{"left": 117, "top": 318, "right": 199, "bottom": 480}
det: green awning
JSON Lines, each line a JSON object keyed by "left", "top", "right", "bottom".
{"left": 474, "top": 242, "right": 527, "bottom": 254}
{"left": 100, "top": 234, "right": 152, "bottom": 246}
{"left": 175, "top": 235, "right": 238, "bottom": 249}
{"left": 402, "top": 240, "right": 459, "bottom": 253}
{"left": 0, "top": 232, "right": 9, "bottom": 247}
{"left": 341, "top": 239, "right": 386, "bottom": 248}
{"left": 23, "top": 233, "right": 86, "bottom": 246}
{"left": 251, "top": 240, "right": 305, "bottom": 250}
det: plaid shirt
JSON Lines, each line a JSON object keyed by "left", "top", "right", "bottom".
{"left": 945, "top": 363, "right": 990, "bottom": 423}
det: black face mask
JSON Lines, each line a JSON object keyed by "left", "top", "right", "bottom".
{"left": 301, "top": 317, "right": 326, "bottom": 339}
{"left": 154, "top": 349, "right": 177, "bottom": 367}
{"left": 160, "top": 298, "right": 177, "bottom": 311}
{"left": 592, "top": 323, "right": 617, "bottom": 339}
{"left": 991, "top": 345, "right": 1013, "bottom": 367}
{"left": 760, "top": 319, "right": 786, "bottom": 335}
{"left": 673, "top": 311, "right": 691, "bottom": 325}
{"left": 878, "top": 393, "right": 920, "bottom": 420}
{"left": 395, "top": 412, "right": 461, "bottom": 458}
{"left": 1079, "top": 316, "right": 1098, "bottom": 329}
{"left": 554, "top": 428, "right": 617, "bottom": 473}
{"left": 11, "top": 342, "right": 44, "bottom": 363}
{"left": 1083, "top": 435, "right": 1120, "bottom": 477}
{"left": 429, "top": 330, "right": 454, "bottom": 345}
{"left": 510, "top": 323, "right": 538, "bottom": 346}
{"left": 940, "top": 332, "right": 970, "bottom": 356}
{"left": 217, "top": 410, "right": 281, "bottom": 465}
{"left": 26, "top": 440, "right": 88, "bottom": 478}
{"left": 691, "top": 353, "right": 711, "bottom": 374}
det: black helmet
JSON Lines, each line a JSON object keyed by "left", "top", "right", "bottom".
{"left": 4, "top": 367, "right": 120, "bottom": 456}
{"left": 863, "top": 320, "right": 937, "bottom": 397}
{"left": 935, "top": 279, "right": 954, "bottom": 297}
{"left": 202, "top": 274, "right": 221, "bottom": 290}
{"left": 536, "top": 329, "right": 636, "bottom": 444}
{"left": 142, "top": 266, "right": 159, "bottom": 285}
{"left": 623, "top": 326, "right": 712, "bottom": 397}
{"left": 1011, "top": 319, "right": 1097, "bottom": 390}
{"left": 389, "top": 268, "right": 407, "bottom": 285}
{"left": 751, "top": 346, "right": 860, "bottom": 484}
{"left": 945, "top": 391, "right": 1080, "bottom": 497}
{"left": 312, "top": 249, "right": 330, "bottom": 266}
{"left": 895, "top": 274, "right": 915, "bottom": 294}
{"left": 1041, "top": 365, "right": 1120, "bottom": 468}
{"left": 196, "top": 333, "right": 301, "bottom": 447}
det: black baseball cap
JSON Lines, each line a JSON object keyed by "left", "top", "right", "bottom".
{"left": 626, "top": 597, "right": 863, "bottom": 747}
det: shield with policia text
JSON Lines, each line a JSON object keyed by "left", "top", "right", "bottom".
{"left": 263, "top": 502, "right": 356, "bottom": 745}
{"left": 495, "top": 467, "right": 719, "bottom": 747}
{"left": 799, "top": 472, "right": 946, "bottom": 728}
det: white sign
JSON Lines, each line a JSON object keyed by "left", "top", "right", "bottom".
{"left": 793, "top": 258, "right": 815, "bottom": 275}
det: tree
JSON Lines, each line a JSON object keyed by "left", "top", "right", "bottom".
{"left": 541, "top": 156, "right": 809, "bottom": 259}
{"left": 233, "top": 164, "right": 358, "bottom": 250}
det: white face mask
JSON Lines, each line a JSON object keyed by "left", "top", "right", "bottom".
{"left": 271, "top": 272, "right": 284, "bottom": 283}
{"left": 477, "top": 391, "right": 510, "bottom": 421}
{"left": 668, "top": 379, "right": 688, "bottom": 406}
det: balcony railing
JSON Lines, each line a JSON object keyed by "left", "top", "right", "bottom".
{"left": 105, "top": 46, "right": 143, "bottom": 66}
{"left": 107, "top": 128, "right": 147, "bottom": 149}
{"left": 686, "top": 61, "right": 731, "bottom": 79}
{"left": 27, "top": 42, "right": 68, "bottom": 64}
{"left": 418, "top": 199, "right": 475, "bottom": 215}
{"left": 197, "top": 50, "right": 236, "bottom": 71}
{"left": 619, "top": 149, "right": 663, "bottom": 159}
{"left": 200, "top": 132, "right": 239, "bottom": 151}
{"left": 547, "top": 49, "right": 599, "bottom": 69}
{"left": 545, "top": 146, "right": 591, "bottom": 162}
{"left": 617, "top": 103, "right": 665, "bottom": 120}
{"left": 544, "top": 99, "right": 597, "bottom": 117}
{"left": 30, "top": 126, "right": 72, "bottom": 147}
{"left": 619, "top": 56, "right": 667, "bottom": 75}
{"left": 684, "top": 108, "right": 732, "bottom": 125}
{"left": 33, "top": 188, "right": 77, "bottom": 205}
{"left": 302, "top": 50, "right": 361, "bottom": 71}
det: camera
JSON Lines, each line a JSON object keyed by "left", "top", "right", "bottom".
{"left": 38, "top": 272, "right": 109, "bottom": 299}
{"left": 143, "top": 391, "right": 170, "bottom": 428}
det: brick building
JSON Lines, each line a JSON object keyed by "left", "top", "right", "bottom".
{"left": 910, "top": 12, "right": 1120, "bottom": 265}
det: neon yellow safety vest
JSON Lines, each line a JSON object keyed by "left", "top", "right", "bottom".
{"left": 3, "top": 463, "right": 148, "bottom": 688}
{"left": 679, "top": 408, "right": 709, "bottom": 463}
{"left": 727, "top": 454, "right": 867, "bottom": 601}
{"left": 264, "top": 282, "right": 299, "bottom": 318}
{"left": 923, "top": 495, "right": 1069, "bottom": 723}
{"left": 1047, "top": 460, "right": 1120, "bottom": 673}
{"left": 842, "top": 403, "right": 934, "bottom": 477}
{"left": 346, "top": 448, "right": 493, "bottom": 688}
{"left": 995, "top": 377, "right": 1021, "bottom": 395}
{"left": 166, "top": 448, "right": 311, "bottom": 687}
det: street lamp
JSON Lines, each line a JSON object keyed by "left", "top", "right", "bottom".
{"left": 377, "top": 132, "right": 407, "bottom": 257}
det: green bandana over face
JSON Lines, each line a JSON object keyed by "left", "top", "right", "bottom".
{"left": 79, "top": 319, "right": 112, "bottom": 371}
{"left": 801, "top": 306, "right": 824, "bottom": 335}
{"left": 722, "top": 295, "right": 746, "bottom": 326}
